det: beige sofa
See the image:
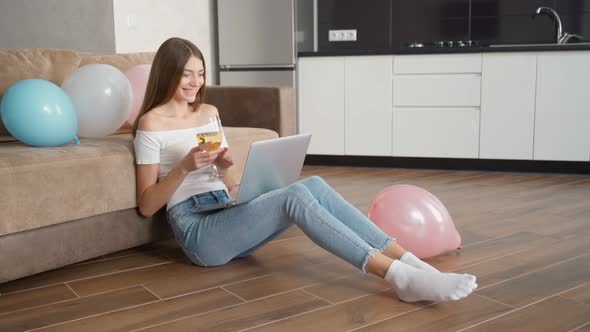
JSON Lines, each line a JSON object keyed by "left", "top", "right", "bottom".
{"left": 0, "top": 48, "right": 296, "bottom": 283}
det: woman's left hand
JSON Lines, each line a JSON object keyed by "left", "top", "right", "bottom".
{"left": 215, "top": 147, "right": 234, "bottom": 169}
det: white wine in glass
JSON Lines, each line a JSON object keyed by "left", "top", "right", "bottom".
{"left": 197, "top": 114, "right": 223, "bottom": 180}
{"left": 197, "top": 131, "right": 222, "bottom": 152}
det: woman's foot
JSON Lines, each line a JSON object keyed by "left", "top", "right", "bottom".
{"left": 400, "top": 252, "right": 439, "bottom": 273}
{"left": 385, "top": 260, "right": 477, "bottom": 302}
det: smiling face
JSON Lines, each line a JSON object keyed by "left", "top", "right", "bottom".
{"left": 173, "top": 55, "right": 205, "bottom": 104}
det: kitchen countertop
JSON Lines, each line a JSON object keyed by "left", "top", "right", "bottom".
{"left": 298, "top": 43, "right": 590, "bottom": 57}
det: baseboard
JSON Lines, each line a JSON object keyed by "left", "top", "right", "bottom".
{"left": 304, "top": 155, "right": 590, "bottom": 174}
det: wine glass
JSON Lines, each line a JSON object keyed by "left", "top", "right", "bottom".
{"left": 196, "top": 114, "right": 224, "bottom": 180}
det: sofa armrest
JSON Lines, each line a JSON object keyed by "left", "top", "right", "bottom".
{"left": 205, "top": 86, "right": 295, "bottom": 137}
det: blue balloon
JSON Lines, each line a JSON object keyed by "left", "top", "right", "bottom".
{"left": 0, "top": 79, "right": 79, "bottom": 147}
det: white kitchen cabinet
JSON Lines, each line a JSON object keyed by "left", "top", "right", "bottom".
{"left": 534, "top": 51, "right": 590, "bottom": 161}
{"left": 298, "top": 57, "right": 345, "bottom": 155}
{"left": 480, "top": 53, "right": 537, "bottom": 160}
{"left": 392, "top": 54, "right": 482, "bottom": 158}
{"left": 393, "top": 54, "right": 482, "bottom": 74}
{"left": 393, "top": 74, "right": 481, "bottom": 107}
{"left": 344, "top": 56, "right": 393, "bottom": 156}
{"left": 298, "top": 51, "right": 589, "bottom": 163}
{"left": 393, "top": 107, "right": 480, "bottom": 158}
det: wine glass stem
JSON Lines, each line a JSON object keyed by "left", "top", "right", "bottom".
{"left": 210, "top": 164, "right": 221, "bottom": 180}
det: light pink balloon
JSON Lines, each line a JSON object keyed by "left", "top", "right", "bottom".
{"left": 368, "top": 185, "right": 461, "bottom": 259}
{"left": 124, "top": 64, "right": 151, "bottom": 126}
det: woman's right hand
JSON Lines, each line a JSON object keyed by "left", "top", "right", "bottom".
{"left": 180, "top": 142, "right": 222, "bottom": 173}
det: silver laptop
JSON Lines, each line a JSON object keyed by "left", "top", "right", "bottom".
{"left": 199, "top": 133, "right": 312, "bottom": 211}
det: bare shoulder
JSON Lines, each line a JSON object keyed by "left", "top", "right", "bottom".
{"left": 198, "top": 103, "right": 219, "bottom": 117}
{"left": 137, "top": 108, "right": 166, "bottom": 131}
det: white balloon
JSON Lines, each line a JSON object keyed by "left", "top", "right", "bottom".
{"left": 62, "top": 64, "right": 132, "bottom": 138}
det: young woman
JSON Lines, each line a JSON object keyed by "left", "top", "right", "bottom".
{"left": 133, "top": 37, "right": 477, "bottom": 303}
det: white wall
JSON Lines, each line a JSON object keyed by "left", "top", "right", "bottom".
{"left": 113, "top": 0, "right": 216, "bottom": 84}
{"left": 0, "top": 0, "right": 116, "bottom": 52}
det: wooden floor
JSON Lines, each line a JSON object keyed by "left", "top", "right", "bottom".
{"left": 1, "top": 166, "right": 589, "bottom": 332}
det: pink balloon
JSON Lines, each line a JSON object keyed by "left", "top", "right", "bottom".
{"left": 368, "top": 185, "right": 461, "bottom": 259}
{"left": 124, "top": 64, "right": 151, "bottom": 126}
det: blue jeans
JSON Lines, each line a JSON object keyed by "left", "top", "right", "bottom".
{"left": 166, "top": 176, "right": 394, "bottom": 273}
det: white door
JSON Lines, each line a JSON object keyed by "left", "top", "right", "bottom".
{"left": 344, "top": 56, "right": 393, "bottom": 156}
{"left": 534, "top": 51, "right": 590, "bottom": 161}
{"left": 480, "top": 53, "right": 536, "bottom": 160}
{"left": 298, "top": 57, "right": 345, "bottom": 155}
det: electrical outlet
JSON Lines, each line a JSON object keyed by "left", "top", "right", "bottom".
{"left": 328, "top": 29, "right": 357, "bottom": 42}
{"left": 126, "top": 14, "right": 137, "bottom": 29}
{"left": 328, "top": 30, "right": 339, "bottom": 41}
{"left": 344, "top": 29, "right": 357, "bottom": 41}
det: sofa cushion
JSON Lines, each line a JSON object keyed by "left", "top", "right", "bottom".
{"left": 0, "top": 127, "right": 277, "bottom": 237}
{"left": 79, "top": 52, "right": 154, "bottom": 72}
{"left": 0, "top": 48, "right": 82, "bottom": 137}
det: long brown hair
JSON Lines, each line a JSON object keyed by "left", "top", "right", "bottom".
{"left": 132, "top": 37, "right": 207, "bottom": 136}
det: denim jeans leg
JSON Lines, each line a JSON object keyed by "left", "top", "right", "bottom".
{"left": 299, "top": 176, "right": 394, "bottom": 252}
{"left": 234, "top": 225, "right": 292, "bottom": 258}
{"left": 181, "top": 182, "right": 380, "bottom": 273}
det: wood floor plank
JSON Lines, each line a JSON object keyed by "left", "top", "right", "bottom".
{"left": 454, "top": 228, "right": 492, "bottom": 247}
{"left": 144, "top": 238, "right": 347, "bottom": 299}
{"left": 137, "top": 289, "right": 329, "bottom": 332}
{"left": 463, "top": 210, "right": 590, "bottom": 240}
{"left": 33, "top": 288, "right": 243, "bottom": 332}
{"left": 143, "top": 259, "right": 272, "bottom": 299}
{"left": 223, "top": 260, "right": 358, "bottom": 301}
{"left": 454, "top": 233, "right": 590, "bottom": 288}
{"left": 67, "top": 236, "right": 335, "bottom": 299}
{"left": 304, "top": 273, "right": 391, "bottom": 304}
{"left": 0, "top": 167, "right": 587, "bottom": 331}
{"left": 560, "top": 282, "right": 590, "bottom": 305}
{"left": 461, "top": 296, "right": 590, "bottom": 332}
{"left": 572, "top": 323, "right": 590, "bottom": 332}
{"left": 0, "top": 286, "right": 157, "bottom": 332}
{"left": 355, "top": 294, "right": 511, "bottom": 332}
{"left": 0, "top": 253, "right": 172, "bottom": 294}
{"left": 476, "top": 254, "right": 590, "bottom": 307}
{"left": 74, "top": 239, "right": 180, "bottom": 264}
{"left": 0, "top": 284, "right": 77, "bottom": 315}
{"left": 245, "top": 289, "right": 422, "bottom": 332}
{"left": 427, "top": 232, "right": 552, "bottom": 272}
{"left": 244, "top": 233, "right": 324, "bottom": 262}
{"left": 67, "top": 261, "right": 208, "bottom": 297}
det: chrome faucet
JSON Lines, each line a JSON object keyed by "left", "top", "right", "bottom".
{"left": 534, "top": 6, "right": 583, "bottom": 44}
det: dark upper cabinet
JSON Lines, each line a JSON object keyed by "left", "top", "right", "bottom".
{"left": 556, "top": 0, "right": 590, "bottom": 39}
{"left": 314, "top": 0, "right": 588, "bottom": 51}
{"left": 471, "top": 0, "right": 556, "bottom": 16}
{"left": 556, "top": 0, "right": 590, "bottom": 13}
{"left": 317, "top": 0, "right": 391, "bottom": 50}
{"left": 471, "top": 15, "right": 556, "bottom": 43}
{"left": 390, "top": 0, "right": 469, "bottom": 19}
{"left": 390, "top": 0, "right": 469, "bottom": 48}
{"left": 561, "top": 13, "right": 590, "bottom": 38}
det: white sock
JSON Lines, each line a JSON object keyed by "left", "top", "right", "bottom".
{"left": 400, "top": 252, "right": 440, "bottom": 273}
{"left": 384, "top": 260, "right": 477, "bottom": 302}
